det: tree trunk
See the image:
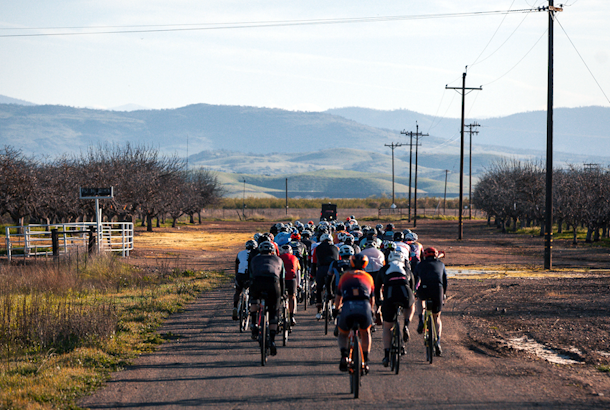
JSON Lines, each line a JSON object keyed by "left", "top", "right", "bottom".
{"left": 539, "top": 222, "right": 545, "bottom": 237}
{"left": 594, "top": 227, "right": 600, "bottom": 242}
{"left": 487, "top": 215, "right": 491, "bottom": 226}
{"left": 156, "top": 217, "right": 160, "bottom": 228}
{"left": 573, "top": 225, "right": 578, "bottom": 245}
{"left": 557, "top": 218, "right": 563, "bottom": 234}
{"left": 198, "top": 212, "right": 202, "bottom": 224}
{"left": 585, "top": 226, "right": 593, "bottom": 243}
{"left": 189, "top": 213, "right": 195, "bottom": 224}
{"left": 147, "top": 214, "right": 153, "bottom": 232}
{"left": 172, "top": 216, "right": 178, "bottom": 228}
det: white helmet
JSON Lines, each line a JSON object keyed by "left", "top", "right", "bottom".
{"left": 405, "top": 232, "right": 419, "bottom": 242}
{"left": 279, "top": 244, "right": 293, "bottom": 255}
{"left": 339, "top": 244, "right": 355, "bottom": 258}
{"left": 320, "top": 233, "right": 333, "bottom": 243}
{"left": 388, "top": 250, "right": 405, "bottom": 264}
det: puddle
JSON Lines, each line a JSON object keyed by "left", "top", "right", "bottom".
{"left": 508, "top": 336, "right": 583, "bottom": 365}
{"left": 596, "top": 351, "right": 610, "bottom": 357}
{"left": 447, "top": 269, "right": 528, "bottom": 277}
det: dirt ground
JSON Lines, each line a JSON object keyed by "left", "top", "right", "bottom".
{"left": 125, "top": 217, "right": 610, "bottom": 399}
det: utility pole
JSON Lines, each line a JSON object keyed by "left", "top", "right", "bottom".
{"left": 446, "top": 68, "right": 482, "bottom": 240}
{"left": 400, "top": 129, "right": 413, "bottom": 222}
{"left": 402, "top": 123, "right": 428, "bottom": 227}
{"left": 285, "top": 178, "right": 288, "bottom": 215}
{"left": 544, "top": 1, "right": 562, "bottom": 270}
{"left": 384, "top": 142, "right": 405, "bottom": 207}
{"left": 444, "top": 170, "right": 449, "bottom": 215}
{"left": 242, "top": 178, "right": 246, "bottom": 219}
{"left": 465, "top": 122, "right": 480, "bottom": 220}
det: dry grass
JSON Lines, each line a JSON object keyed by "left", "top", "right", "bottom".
{"left": 0, "top": 252, "right": 229, "bottom": 409}
{"left": 135, "top": 231, "right": 251, "bottom": 252}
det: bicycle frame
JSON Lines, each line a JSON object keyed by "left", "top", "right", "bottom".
{"left": 348, "top": 323, "right": 365, "bottom": 399}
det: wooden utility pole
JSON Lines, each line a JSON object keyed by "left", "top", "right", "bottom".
{"left": 446, "top": 69, "right": 482, "bottom": 240}
{"left": 400, "top": 129, "right": 413, "bottom": 222}
{"left": 384, "top": 142, "right": 405, "bottom": 206}
{"left": 544, "top": 1, "right": 562, "bottom": 269}
{"left": 466, "top": 122, "right": 480, "bottom": 220}
{"left": 444, "top": 170, "right": 449, "bottom": 215}
{"left": 402, "top": 123, "right": 428, "bottom": 227}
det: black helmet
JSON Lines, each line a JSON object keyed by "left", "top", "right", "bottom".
{"left": 258, "top": 241, "right": 275, "bottom": 253}
{"left": 245, "top": 240, "right": 258, "bottom": 250}
{"left": 350, "top": 253, "right": 369, "bottom": 270}
{"left": 393, "top": 231, "right": 404, "bottom": 242}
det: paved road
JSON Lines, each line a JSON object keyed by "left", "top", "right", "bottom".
{"left": 81, "top": 285, "right": 605, "bottom": 409}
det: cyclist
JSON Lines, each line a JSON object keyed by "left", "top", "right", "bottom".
{"left": 279, "top": 244, "right": 301, "bottom": 326}
{"left": 311, "top": 233, "right": 339, "bottom": 320}
{"left": 233, "top": 240, "right": 257, "bottom": 320}
{"left": 249, "top": 241, "right": 286, "bottom": 356}
{"left": 376, "top": 250, "right": 416, "bottom": 366}
{"left": 414, "top": 247, "right": 447, "bottom": 357}
{"left": 405, "top": 232, "right": 423, "bottom": 271}
{"left": 335, "top": 254, "right": 376, "bottom": 373}
{"left": 343, "top": 236, "right": 361, "bottom": 254}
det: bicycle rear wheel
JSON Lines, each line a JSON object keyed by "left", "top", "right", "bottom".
{"left": 282, "top": 300, "right": 288, "bottom": 346}
{"left": 394, "top": 324, "right": 401, "bottom": 374}
{"left": 303, "top": 274, "right": 309, "bottom": 311}
{"left": 426, "top": 314, "right": 434, "bottom": 364}
{"left": 352, "top": 335, "right": 361, "bottom": 399}
{"left": 260, "top": 302, "right": 267, "bottom": 366}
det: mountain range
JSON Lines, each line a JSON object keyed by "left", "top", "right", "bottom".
{"left": 1, "top": 95, "right": 608, "bottom": 198}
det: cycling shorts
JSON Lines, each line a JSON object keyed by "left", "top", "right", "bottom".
{"left": 381, "top": 285, "right": 414, "bottom": 322}
{"left": 285, "top": 279, "right": 297, "bottom": 296}
{"left": 235, "top": 273, "right": 250, "bottom": 290}
{"left": 417, "top": 284, "right": 444, "bottom": 314}
{"left": 250, "top": 277, "right": 281, "bottom": 325}
{"left": 338, "top": 299, "right": 373, "bottom": 333}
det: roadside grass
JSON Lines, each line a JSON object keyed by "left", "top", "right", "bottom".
{"left": 515, "top": 226, "right": 610, "bottom": 248}
{"left": 447, "top": 264, "right": 605, "bottom": 279}
{"left": 0, "top": 255, "right": 229, "bottom": 409}
{"left": 597, "top": 364, "right": 610, "bottom": 373}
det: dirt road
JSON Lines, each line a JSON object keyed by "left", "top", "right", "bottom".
{"left": 80, "top": 218, "right": 610, "bottom": 408}
{"left": 80, "top": 288, "right": 608, "bottom": 409}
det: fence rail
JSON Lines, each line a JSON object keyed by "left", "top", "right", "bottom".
{"left": 5, "top": 222, "right": 133, "bottom": 262}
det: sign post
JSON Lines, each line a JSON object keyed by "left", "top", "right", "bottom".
{"left": 80, "top": 187, "right": 114, "bottom": 254}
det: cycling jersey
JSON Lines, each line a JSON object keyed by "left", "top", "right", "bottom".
{"left": 337, "top": 270, "right": 375, "bottom": 301}
{"left": 360, "top": 247, "right": 385, "bottom": 274}
{"left": 414, "top": 257, "right": 447, "bottom": 313}
{"left": 235, "top": 249, "right": 249, "bottom": 275}
{"left": 279, "top": 253, "right": 301, "bottom": 282}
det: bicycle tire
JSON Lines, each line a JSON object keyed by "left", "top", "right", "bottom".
{"left": 394, "top": 323, "right": 401, "bottom": 374}
{"left": 260, "top": 302, "right": 267, "bottom": 366}
{"left": 282, "top": 301, "right": 288, "bottom": 346}
{"left": 390, "top": 324, "right": 397, "bottom": 372}
{"left": 303, "top": 274, "right": 309, "bottom": 311}
{"left": 237, "top": 297, "right": 243, "bottom": 332}
{"left": 353, "top": 334, "right": 361, "bottom": 399}
{"left": 427, "top": 314, "right": 434, "bottom": 364}
{"left": 242, "top": 292, "right": 250, "bottom": 332}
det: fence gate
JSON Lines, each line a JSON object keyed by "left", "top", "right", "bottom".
{"left": 5, "top": 222, "right": 133, "bottom": 262}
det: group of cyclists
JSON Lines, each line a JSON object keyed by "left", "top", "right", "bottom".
{"left": 233, "top": 216, "right": 448, "bottom": 371}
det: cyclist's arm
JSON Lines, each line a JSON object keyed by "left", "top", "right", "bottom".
{"left": 281, "top": 264, "right": 286, "bottom": 295}
{"left": 442, "top": 266, "right": 448, "bottom": 295}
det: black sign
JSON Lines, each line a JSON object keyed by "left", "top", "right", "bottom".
{"left": 80, "top": 187, "right": 114, "bottom": 199}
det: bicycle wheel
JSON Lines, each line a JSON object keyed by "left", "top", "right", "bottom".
{"left": 427, "top": 314, "right": 434, "bottom": 364}
{"left": 242, "top": 291, "right": 250, "bottom": 332}
{"left": 282, "top": 301, "right": 288, "bottom": 346}
{"left": 352, "top": 334, "right": 361, "bottom": 399}
{"left": 394, "top": 324, "right": 401, "bottom": 374}
{"left": 237, "top": 296, "right": 244, "bottom": 332}
{"left": 390, "top": 324, "right": 397, "bottom": 371}
{"left": 303, "top": 274, "right": 309, "bottom": 311}
{"left": 260, "top": 302, "right": 267, "bottom": 366}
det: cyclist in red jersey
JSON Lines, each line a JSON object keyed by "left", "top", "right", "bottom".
{"left": 279, "top": 244, "right": 301, "bottom": 326}
{"left": 334, "top": 254, "right": 376, "bottom": 373}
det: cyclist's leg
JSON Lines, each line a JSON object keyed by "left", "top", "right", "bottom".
{"left": 315, "top": 266, "right": 327, "bottom": 313}
{"left": 380, "top": 299, "right": 397, "bottom": 350}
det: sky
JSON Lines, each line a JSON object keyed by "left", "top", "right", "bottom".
{"left": 0, "top": 0, "right": 608, "bottom": 118}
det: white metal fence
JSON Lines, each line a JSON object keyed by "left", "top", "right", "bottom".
{"left": 4, "top": 222, "right": 133, "bottom": 262}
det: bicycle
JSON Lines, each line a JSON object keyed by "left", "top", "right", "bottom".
{"left": 423, "top": 299, "right": 437, "bottom": 364}
{"left": 347, "top": 322, "right": 366, "bottom": 399}
{"left": 301, "top": 269, "right": 310, "bottom": 311}
{"left": 256, "top": 294, "right": 271, "bottom": 366}
{"left": 390, "top": 306, "right": 403, "bottom": 374}
{"left": 322, "top": 284, "right": 333, "bottom": 335}
{"left": 237, "top": 287, "right": 250, "bottom": 333}
{"left": 278, "top": 296, "right": 290, "bottom": 346}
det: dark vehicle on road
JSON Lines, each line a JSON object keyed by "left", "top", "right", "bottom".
{"left": 320, "top": 203, "right": 337, "bottom": 221}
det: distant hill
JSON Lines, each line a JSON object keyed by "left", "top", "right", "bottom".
{"left": 0, "top": 94, "right": 36, "bottom": 106}
{"left": 326, "top": 106, "right": 610, "bottom": 158}
{"left": 218, "top": 169, "right": 461, "bottom": 199}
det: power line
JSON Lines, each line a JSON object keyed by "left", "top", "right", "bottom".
{"left": 0, "top": 9, "right": 542, "bottom": 38}
{"left": 555, "top": 16, "right": 610, "bottom": 104}
{"left": 470, "top": 0, "right": 518, "bottom": 67}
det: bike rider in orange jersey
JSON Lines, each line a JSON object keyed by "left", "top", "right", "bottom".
{"left": 279, "top": 244, "right": 301, "bottom": 326}
{"left": 334, "top": 254, "right": 376, "bottom": 373}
